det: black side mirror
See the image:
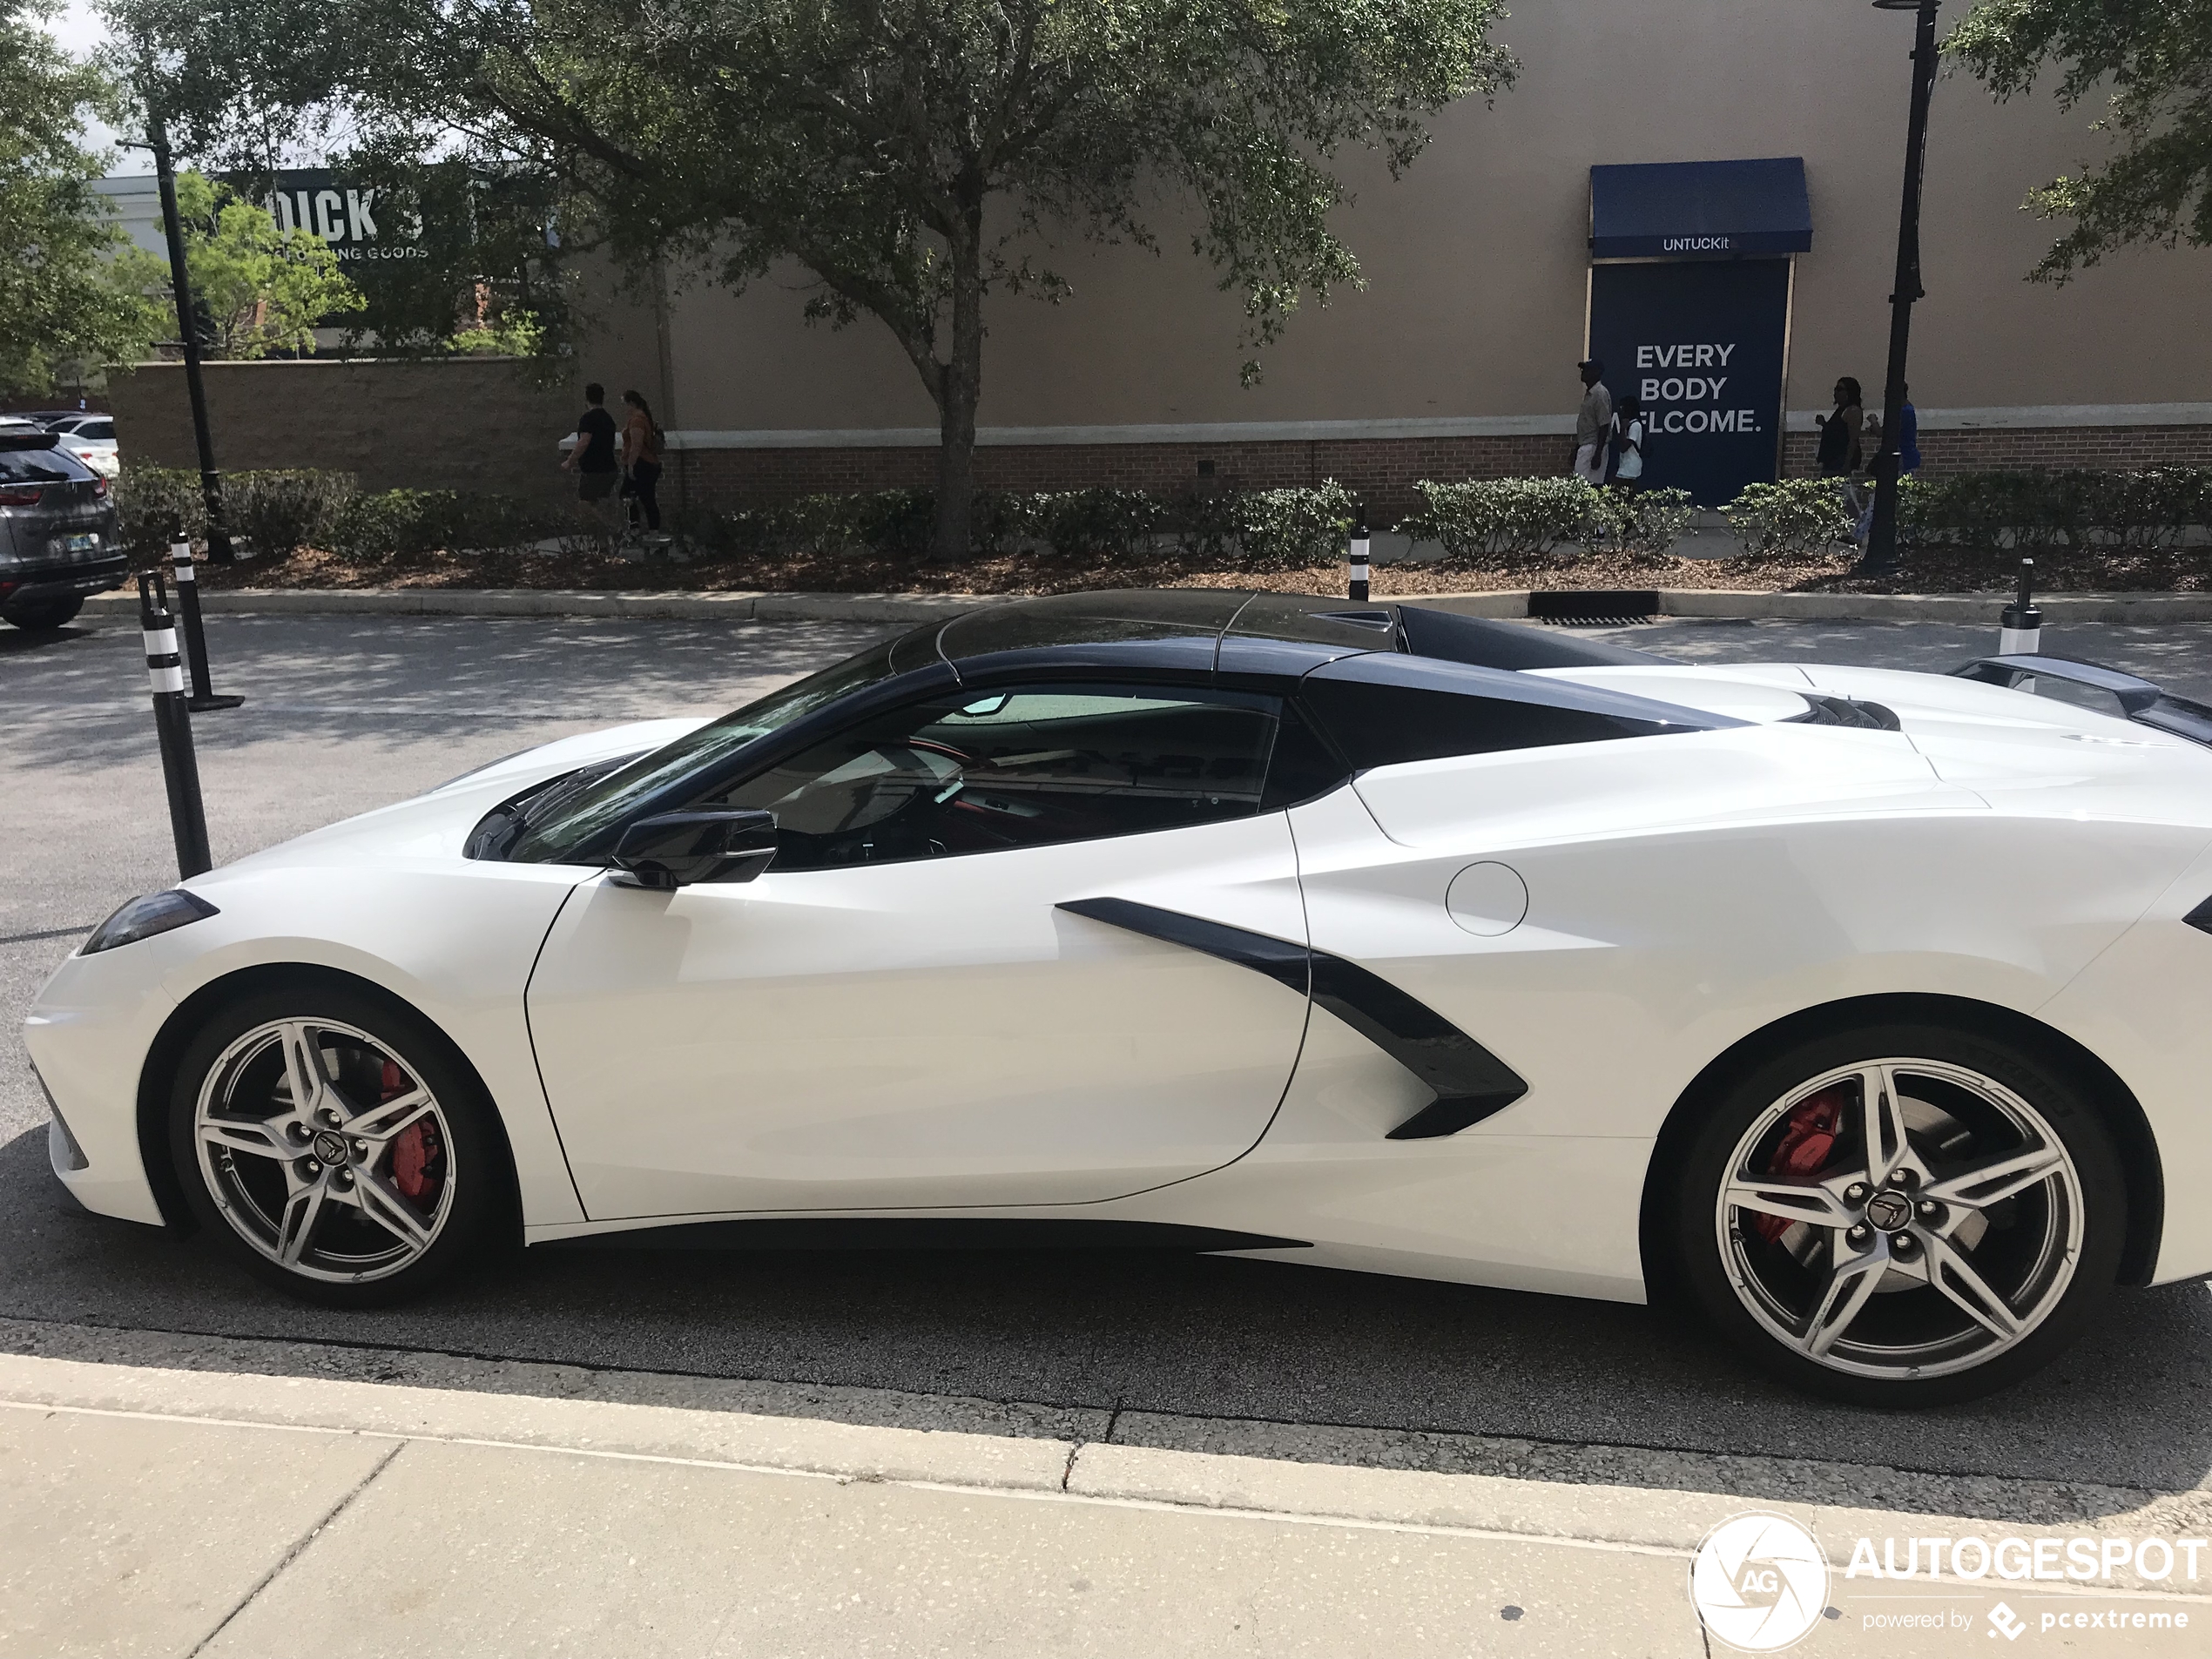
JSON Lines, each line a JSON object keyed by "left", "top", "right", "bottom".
{"left": 608, "top": 810, "right": 778, "bottom": 889}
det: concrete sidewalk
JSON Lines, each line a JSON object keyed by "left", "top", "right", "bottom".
{"left": 3, "top": 1339, "right": 2207, "bottom": 1657}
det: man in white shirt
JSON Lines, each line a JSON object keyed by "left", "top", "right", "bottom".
{"left": 1573, "top": 360, "right": 1613, "bottom": 487}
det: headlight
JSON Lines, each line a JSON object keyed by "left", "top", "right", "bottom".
{"left": 83, "top": 889, "right": 219, "bottom": 954}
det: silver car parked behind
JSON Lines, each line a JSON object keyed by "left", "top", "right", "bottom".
{"left": 0, "top": 428, "right": 124, "bottom": 631}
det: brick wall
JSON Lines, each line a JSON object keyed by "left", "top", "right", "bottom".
{"left": 1779, "top": 423, "right": 2212, "bottom": 479}
{"left": 106, "top": 359, "right": 578, "bottom": 500}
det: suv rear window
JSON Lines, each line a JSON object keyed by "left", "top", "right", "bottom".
{"left": 0, "top": 449, "right": 87, "bottom": 482}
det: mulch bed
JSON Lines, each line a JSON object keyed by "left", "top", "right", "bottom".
{"left": 181, "top": 542, "right": 2212, "bottom": 598}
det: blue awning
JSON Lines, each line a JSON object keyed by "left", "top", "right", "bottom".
{"left": 1589, "top": 158, "right": 1811, "bottom": 260}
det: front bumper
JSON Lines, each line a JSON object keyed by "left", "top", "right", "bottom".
{"left": 0, "top": 551, "right": 131, "bottom": 612}
{"left": 24, "top": 941, "right": 179, "bottom": 1227}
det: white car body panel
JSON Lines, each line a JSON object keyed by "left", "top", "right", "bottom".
{"left": 26, "top": 653, "right": 2212, "bottom": 1301}
{"left": 528, "top": 813, "right": 1309, "bottom": 1217}
{"left": 26, "top": 720, "right": 699, "bottom": 1228}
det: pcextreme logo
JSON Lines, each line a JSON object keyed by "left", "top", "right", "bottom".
{"left": 1691, "top": 1512, "right": 1831, "bottom": 1652}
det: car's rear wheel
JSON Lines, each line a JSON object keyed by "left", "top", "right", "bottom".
{"left": 3, "top": 596, "right": 84, "bottom": 631}
{"left": 168, "top": 985, "right": 502, "bottom": 1306}
{"left": 1671, "top": 1022, "right": 2127, "bottom": 1406}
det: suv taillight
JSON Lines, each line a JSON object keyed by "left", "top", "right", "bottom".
{"left": 0, "top": 486, "right": 41, "bottom": 507}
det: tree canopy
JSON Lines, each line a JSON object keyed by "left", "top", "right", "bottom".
{"left": 0, "top": 0, "right": 163, "bottom": 395}
{"left": 1951, "top": 0, "right": 2212, "bottom": 280}
{"left": 111, "top": 172, "right": 366, "bottom": 358}
{"left": 103, "top": 0, "right": 1515, "bottom": 552}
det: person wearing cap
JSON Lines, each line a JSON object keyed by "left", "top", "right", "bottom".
{"left": 1573, "top": 359, "right": 1614, "bottom": 487}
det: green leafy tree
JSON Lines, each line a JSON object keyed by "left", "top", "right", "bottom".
{"left": 1951, "top": 0, "right": 2212, "bottom": 279}
{"left": 0, "top": 0, "right": 164, "bottom": 394}
{"left": 119, "top": 171, "right": 366, "bottom": 357}
{"left": 103, "top": 0, "right": 1515, "bottom": 555}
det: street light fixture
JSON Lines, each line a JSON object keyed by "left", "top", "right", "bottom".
{"left": 120, "top": 116, "right": 239, "bottom": 565}
{"left": 1862, "top": 0, "right": 1943, "bottom": 576}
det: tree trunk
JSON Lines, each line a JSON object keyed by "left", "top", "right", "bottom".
{"left": 933, "top": 215, "right": 986, "bottom": 562}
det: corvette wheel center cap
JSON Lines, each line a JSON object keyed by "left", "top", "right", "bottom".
{"left": 1865, "top": 1189, "right": 1912, "bottom": 1231}
{"left": 311, "top": 1130, "right": 348, "bottom": 1166}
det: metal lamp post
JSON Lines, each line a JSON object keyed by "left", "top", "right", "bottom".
{"left": 1862, "top": 0, "right": 1943, "bottom": 576}
{"left": 145, "top": 115, "right": 239, "bottom": 565}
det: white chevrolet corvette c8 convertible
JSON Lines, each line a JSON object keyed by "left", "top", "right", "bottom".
{"left": 28, "top": 590, "right": 2212, "bottom": 1405}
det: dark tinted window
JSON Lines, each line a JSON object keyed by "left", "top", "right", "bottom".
{"left": 1398, "top": 605, "right": 1672, "bottom": 670}
{"left": 936, "top": 591, "right": 1247, "bottom": 664}
{"left": 1299, "top": 680, "right": 1691, "bottom": 770}
{"left": 1259, "top": 703, "right": 1352, "bottom": 807}
{"left": 504, "top": 631, "right": 926, "bottom": 863}
{"left": 79, "top": 421, "right": 115, "bottom": 441}
{"left": 0, "top": 448, "right": 85, "bottom": 482}
{"left": 706, "top": 684, "right": 1279, "bottom": 871}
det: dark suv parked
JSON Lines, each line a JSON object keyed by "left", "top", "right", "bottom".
{"left": 0, "top": 430, "right": 124, "bottom": 631}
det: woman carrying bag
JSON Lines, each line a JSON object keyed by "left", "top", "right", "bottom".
{"left": 1817, "top": 377, "right": 1865, "bottom": 521}
{"left": 620, "top": 389, "right": 666, "bottom": 536}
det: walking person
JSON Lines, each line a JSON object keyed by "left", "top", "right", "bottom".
{"left": 1855, "top": 383, "right": 1923, "bottom": 545}
{"left": 1817, "top": 376, "right": 1865, "bottom": 520}
{"left": 562, "top": 382, "right": 621, "bottom": 529}
{"left": 1608, "top": 395, "right": 1648, "bottom": 489}
{"left": 620, "top": 389, "right": 665, "bottom": 537}
{"left": 1572, "top": 359, "right": 1614, "bottom": 487}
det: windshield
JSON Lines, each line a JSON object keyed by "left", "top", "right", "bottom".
{"left": 502, "top": 629, "right": 923, "bottom": 864}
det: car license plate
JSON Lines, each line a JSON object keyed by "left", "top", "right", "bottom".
{"left": 64, "top": 534, "right": 97, "bottom": 552}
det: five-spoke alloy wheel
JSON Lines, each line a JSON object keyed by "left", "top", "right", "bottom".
{"left": 1672, "top": 1023, "right": 2128, "bottom": 1406}
{"left": 170, "top": 984, "right": 502, "bottom": 1305}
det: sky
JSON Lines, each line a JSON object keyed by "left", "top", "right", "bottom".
{"left": 40, "top": 0, "right": 148, "bottom": 172}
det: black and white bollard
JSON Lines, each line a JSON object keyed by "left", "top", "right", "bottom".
{"left": 2000, "top": 557, "right": 2041, "bottom": 657}
{"left": 1348, "top": 506, "right": 1372, "bottom": 604}
{"left": 169, "top": 529, "right": 244, "bottom": 711}
{"left": 139, "top": 572, "right": 213, "bottom": 878}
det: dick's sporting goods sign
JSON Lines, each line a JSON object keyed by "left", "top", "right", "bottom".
{"left": 256, "top": 169, "right": 426, "bottom": 262}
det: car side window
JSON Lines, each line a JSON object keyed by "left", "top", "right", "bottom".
{"left": 703, "top": 683, "right": 1283, "bottom": 871}
{"left": 1298, "top": 679, "right": 1689, "bottom": 769}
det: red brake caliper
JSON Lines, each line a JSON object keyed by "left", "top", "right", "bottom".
{"left": 381, "top": 1059, "right": 442, "bottom": 1204}
{"left": 1752, "top": 1085, "right": 1848, "bottom": 1241}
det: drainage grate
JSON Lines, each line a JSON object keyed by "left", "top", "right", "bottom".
{"left": 1527, "top": 590, "right": 1660, "bottom": 626}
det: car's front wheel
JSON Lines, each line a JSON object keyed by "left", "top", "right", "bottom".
{"left": 1670, "top": 1022, "right": 2128, "bottom": 1406}
{"left": 168, "top": 984, "right": 504, "bottom": 1305}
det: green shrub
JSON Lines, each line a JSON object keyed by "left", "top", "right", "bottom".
{"left": 1032, "top": 489, "right": 1170, "bottom": 558}
{"left": 1724, "top": 479, "right": 1855, "bottom": 557}
{"left": 1403, "top": 476, "right": 1597, "bottom": 563}
{"left": 1587, "top": 486, "right": 1696, "bottom": 557}
{"left": 327, "top": 489, "right": 571, "bottom": 560}
{"left": 1224, "top": 479, "right": 1357, "bottom": 570}
{"left": 112, "top": 465, "right": 205, "bottom": 559}
{"left": 226, "top": 469, "right": 360, "bottom": 556}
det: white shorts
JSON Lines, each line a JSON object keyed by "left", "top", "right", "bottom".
{"left": 1573, "top": 444, "right": 1607, "bottom": 486}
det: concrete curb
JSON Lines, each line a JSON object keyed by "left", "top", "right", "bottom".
{"left": 2, "top": 1345, "right": 2209, "bottom": 1596}
{"left": 76, "top": 585, "right": 2212, "bottom": 625}
{"left": 79, "top": 586, "right": 985, "bottom": 624}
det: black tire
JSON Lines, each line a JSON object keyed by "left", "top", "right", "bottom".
{"left": 168, "top": 981, "right": 509, "bottom": 1307}
{"left": 1667, "top": 1021, "right": 2127, "bottom": 1407}
{"left": 3, "top": 596, "right": 84, "bottom": 631}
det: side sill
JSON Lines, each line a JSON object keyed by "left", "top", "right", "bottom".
{"left": 535, "top": 1219, "right": 1312, "bottom": 1252}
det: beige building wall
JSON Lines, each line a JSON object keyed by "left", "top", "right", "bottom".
{"left": 651, "top": 0, "right": 2212, "bottom": 438}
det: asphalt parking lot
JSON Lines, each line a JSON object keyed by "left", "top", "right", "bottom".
{"left": 6, "top": 608, "right": 2212, "bottom": 1505}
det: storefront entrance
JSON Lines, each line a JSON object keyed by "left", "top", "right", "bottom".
{"left": 1585, "top": 259, "right": 1792, "bottom": 508}
{"left": 1584, "top": 158, "right": 1809, "bottom": 509}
